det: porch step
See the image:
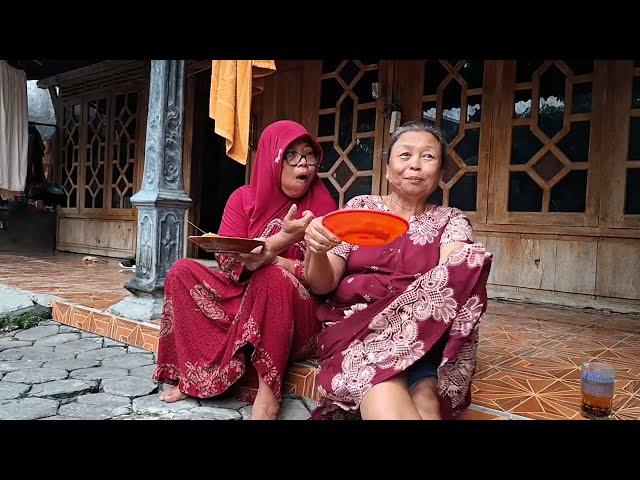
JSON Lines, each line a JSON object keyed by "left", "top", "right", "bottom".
{"left": 50, "top": 300, "right": 516, "bottom": 418}
{"left": 51, "top": 300, "right": 322, "bottom": 399}
{"left": 51, "top": 300, "right": 159, "bottom": 351}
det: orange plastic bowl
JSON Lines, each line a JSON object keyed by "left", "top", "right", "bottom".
{"left": 322, "top": 209, "right": 409, "bottom": 247}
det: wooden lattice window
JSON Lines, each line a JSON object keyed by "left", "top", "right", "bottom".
{"left": 58, "top": 87, "right": 144, "bottom": 215}
{"left": 316, "top": 60, "right": 383, "bottom": 207}
{"left": 507, "top": 60, "right": 595, "bottom": 213}
{"left": 111, "top": 92, "right": 138, "bottom": 209}
{"left": 606, "top": 60, "right": 640, "bottom": 229}
{"left": 624, "top": 62, "right": 640, "bottom": 216}
{"left": 491, "top": 60, "right": 606, "bottom": 227}
{"left": 420, "top": 60, "right": 486, "bottom": 213}
{"left": 60, "top": 103, "right": 81, "bottom": 209}
{"left": 84, "top": 97, "right": 108, "bottom": 209}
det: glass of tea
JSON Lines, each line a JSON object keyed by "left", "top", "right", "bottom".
{"left": 581, "top": 362, "right": 615, "bottom": 418}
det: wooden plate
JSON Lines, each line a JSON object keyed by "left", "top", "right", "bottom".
{"left": 188, "top": 235, "right": 265, "bottom": 254}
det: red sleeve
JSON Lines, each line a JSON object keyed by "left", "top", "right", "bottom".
{"left": 215, "top": 187, "right": 250, "bottom": 282}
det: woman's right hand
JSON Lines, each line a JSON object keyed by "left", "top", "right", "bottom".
{"left": 304, "top": 217, "right": 342, "bottom": 254}
{"left": 281, "top": 204, "right": 315, "bottom": 243}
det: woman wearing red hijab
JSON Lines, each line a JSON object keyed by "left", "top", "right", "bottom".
{"left": 153, "top": 120, "right": 337, "bottom": 419}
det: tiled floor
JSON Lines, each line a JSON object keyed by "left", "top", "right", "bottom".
{"left": 475, "top": 302, "right": 640, "bottom": 420}
{"left": 0, "top": 251, "right": 131, "bottom": 309}
{"left": 2, "top": 250, "right": 640, "bottom": 420}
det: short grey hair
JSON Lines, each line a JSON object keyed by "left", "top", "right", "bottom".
{"left": 384, "top": 121, "right": 449, "bottom": 167}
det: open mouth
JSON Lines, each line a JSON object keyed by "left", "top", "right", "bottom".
{"left": 295, "top": 173, "right": 310, "bottom": 181}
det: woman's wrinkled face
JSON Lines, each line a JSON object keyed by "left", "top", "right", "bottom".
{"left": 386, "top": 130, "right": 442, "bottom": 200}
{"left": 280, "top": 139, "right": 318, "bottom": 198}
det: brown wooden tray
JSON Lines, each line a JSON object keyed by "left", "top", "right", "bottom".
{"left": 188, "top": 235, "right": 265, "bottom": 254}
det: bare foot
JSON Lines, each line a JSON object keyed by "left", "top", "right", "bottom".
{"left": 250, "top": 400, "right": 280, "bottom": 420}
{"left": 250, "top": 373, "right": 280, "bottom": 420}
{"left": 160, "top": 385, "right": 188, "bottom": 403}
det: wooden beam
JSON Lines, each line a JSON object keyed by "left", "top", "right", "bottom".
{"left": 186, "top": 60, "right": 211, "bottom": 76}
{"left": 37, "top": 60, "right": 142, "bottom": 88}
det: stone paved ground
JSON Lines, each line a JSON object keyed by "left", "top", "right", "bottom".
{"left": 0, "top": 320, "right": 315, "bottom": 420}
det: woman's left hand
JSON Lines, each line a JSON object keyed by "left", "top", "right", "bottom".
{"left": 304, "top": 217, "right": 342, "bottom": 254}
{"left": 237, "top": 237, "right": 277, "bottom": 271}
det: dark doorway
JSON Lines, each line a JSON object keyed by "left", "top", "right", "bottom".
{"left": 189, "top": 70, "right": 246, "bottom": 259}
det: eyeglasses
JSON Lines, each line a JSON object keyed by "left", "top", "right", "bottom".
{"left": 284, "top": 150, "right": 319, "bottom": 167}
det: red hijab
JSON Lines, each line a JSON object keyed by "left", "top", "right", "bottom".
{"left": 219, "top": 120, "right": 337, "bottom": 239}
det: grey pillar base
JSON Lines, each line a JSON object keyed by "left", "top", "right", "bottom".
{"left": 106, "top": 293, "right": 164, "bottom": 323}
